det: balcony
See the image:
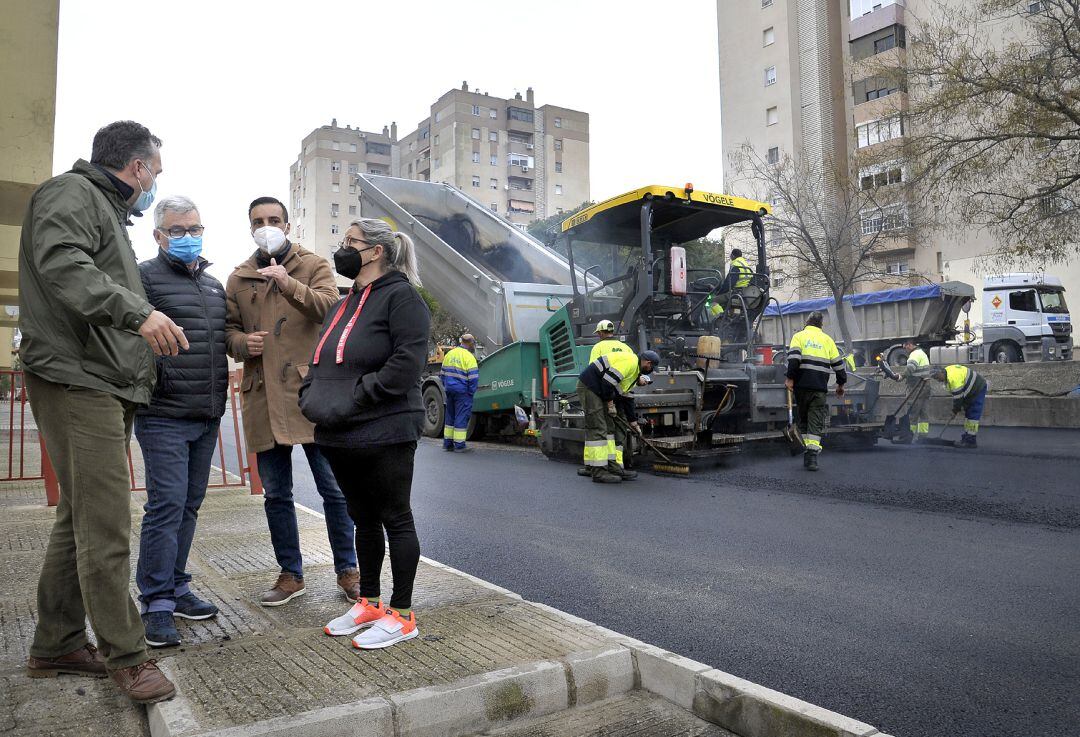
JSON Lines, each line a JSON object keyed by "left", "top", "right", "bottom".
{"left": 508, "top": 139, "right": 535, "bottom": 156}
{"left": 850, "top": 2, "right": 904, "bottom": 42}
{"left": 507, "top": 162, "right": 534, "bottom": 179}
{"left": 853, "top": 91, "right": 908, "bottom": 125}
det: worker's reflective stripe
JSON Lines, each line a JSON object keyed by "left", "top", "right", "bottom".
{"left": 606, "top": 434, "right": 617, "bottom": 460}
{"left": 614, "top": 444, "right": 624, "bottom": 467}
{"left": 798, "top": 362, "right": 834, "bottom": 374}
{"left": 844, "top": 355, "right": 856, "bottom": 372}
{"left": 592, "top": 352, "right": 640, "bottom": 395}
{"left": 804, "top": 434, "right": 822, "bottom": 451}
{"left": 443, "top": 425, "right": 454, "bottom": 439}
{"left": 453, "top": 427, "right": 468, "bottom": 442}
{"left": 963, "top": 419, "right": 980, "bottom": 435}
{"left": 910, "top": 422, "right": 929, "bottom": 435}
{"left": 584, "top": 440, "right": 609, "bottom": 466}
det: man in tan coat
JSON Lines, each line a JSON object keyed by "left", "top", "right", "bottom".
{"left": 225, "top": 196, "right": 359, "bottom": 606}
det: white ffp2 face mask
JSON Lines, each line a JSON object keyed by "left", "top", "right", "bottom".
{"left": 253, "top": 226, "right": 288, "bottom": 255}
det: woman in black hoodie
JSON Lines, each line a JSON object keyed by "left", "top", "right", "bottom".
{"left": 299, "top": 218, "right": 430, "bottom": 650}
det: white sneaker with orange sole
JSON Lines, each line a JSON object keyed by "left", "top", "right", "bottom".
{"left": 323, "top": 598, "right": 386, "bottom": 636}
{"left": 352, "top": 609, "right": 418, "bottom": 649}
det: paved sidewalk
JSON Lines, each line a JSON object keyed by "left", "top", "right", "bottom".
{"left": 1, "top": 470, "right": 889, "bottom": 737}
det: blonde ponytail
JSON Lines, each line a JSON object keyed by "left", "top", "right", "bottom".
{"left": 391, "top": 231, "right": 422, "bottom": 287}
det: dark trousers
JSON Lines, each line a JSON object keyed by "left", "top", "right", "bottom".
{"left": 320, "top": 441, "right": 420, "bottom": 610}
{"left": 256, "top": 443, "right": 357, "bottom": 578}
{"left": 794, "top": 388, "right": 828, "bottom": 454}
{"left": 443, "top": 390, "right": 474, "bottom": 450}
{"left": 578, "top": 381, "right": 626, "bottom": 471}
{"left": 134, "top": 415, "right": 220, "bottom": 613}
{"left": 24, "top": 372, "right": 148, "bottom": 669}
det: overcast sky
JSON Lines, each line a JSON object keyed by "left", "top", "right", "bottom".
{"left": 54, "top": 0, "right": 723, "bottom": 281}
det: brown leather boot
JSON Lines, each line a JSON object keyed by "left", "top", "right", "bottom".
{"left": 337, "top": 568, "right": 361, "bottom": 603}
{"left": 109, "top": 660, "right": 176, "bottom": 704}
{"left": 259, "top": 572, "right": 306, "bottom": 607}
{"left": 27, "top": 643, "right": 107, "bottom": 679}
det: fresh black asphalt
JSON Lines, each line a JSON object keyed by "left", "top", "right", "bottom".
{"left": 220, "top": 426, "right": 1080, "bottom": 737}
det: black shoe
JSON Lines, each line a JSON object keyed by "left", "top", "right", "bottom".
{"left": 803, "top": 451, "right": 812, "bottom": 469}
{"left": 610, "top": 466, "right": 638, "bottom": 480}
{"left": 442, "top": 444, "right": 454, "bottom": 452}
{"left": 891, "top": 432, "right": 914, "bottom": 445}
{"left": 174, "top": 592, "right": 219, "bottom": 620}
{"left": 577, "top": 467, "right": 592, "bottom": 477}
{"left": 955, "top": 433, "right": 978, "bottom": 449}
{"left": 591, "top": 469, "right": 622, "bottom": 484}
{"left": 142, "top": 612, "right": 181, "bottom": 648}
{"left": 805, "top": 452, "right": 819, "bottom": 472}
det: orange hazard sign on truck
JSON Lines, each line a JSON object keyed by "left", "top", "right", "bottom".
{"left": 991, "top": 295, "right": 1002, "bottom": 308}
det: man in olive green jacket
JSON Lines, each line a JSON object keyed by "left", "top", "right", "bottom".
{"left": 19, "top": 121, "right": 186, "bottom": 705}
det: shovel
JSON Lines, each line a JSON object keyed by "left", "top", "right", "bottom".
{"left": 883, "top": 380, "right": 928, "bottom": 438}
{"left": 783, "top": 387, "right": 805, "bottom": 454}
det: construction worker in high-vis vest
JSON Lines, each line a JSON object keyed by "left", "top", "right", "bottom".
{"left": 589, "top": 319, "right": 631, "bottom": 362}
{"left": 440, "top": 334, "right": 479, "bottom": 452}
{"left": 576, "top": 348, "right": 660, "bottom": 484}
{"left": 931, "top": 364, "right": 987, "bottom": 449}
{"left": 785, "top": 311, "right": 847, "bottom": 471}
{"left": 890, "top": 339, "right": 931, "bottom": 443}
{"left": 727, "top": 249, "right": 753, "bottom": 290}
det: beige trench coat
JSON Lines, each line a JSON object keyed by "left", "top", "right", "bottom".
{"left": 225, "top": 244, "right": 340, "bottom": 453}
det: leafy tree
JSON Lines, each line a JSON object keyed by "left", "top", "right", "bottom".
{"left": 895, "top": 0, "right": 1080, "bottom": 265}
{"left": 680, "top": 236, "right": 726, "bottom": 273}
{"left": 526, "top": 201, "right": 592, "bottom": 245}
{"left": 417, "top": 287, "right": 467, "bottom": 351}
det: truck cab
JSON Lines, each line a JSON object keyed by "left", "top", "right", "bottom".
{"left": 981, "top": 273, "right": 1072, "bottom": 362}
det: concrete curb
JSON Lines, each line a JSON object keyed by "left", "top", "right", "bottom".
{"left": 149, "top": 497, "right": 887, "bottom": 737}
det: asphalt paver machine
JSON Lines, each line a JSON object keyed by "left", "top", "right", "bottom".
{"left": 534, "top": 184, "right": 882, "bottom": 471}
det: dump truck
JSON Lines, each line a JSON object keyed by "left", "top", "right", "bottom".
{"left": 355, "top": 176, "right": 886, "bottom": 469}
{"left": 758, "top": 282, "right": 976, "bottom": 367}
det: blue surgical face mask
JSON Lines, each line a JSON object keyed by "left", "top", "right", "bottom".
{"left": 166, "top": 234, "right": 202, "bottom": 263}
{"left": 133, "top": 160, "right": 157, "bottom": 213}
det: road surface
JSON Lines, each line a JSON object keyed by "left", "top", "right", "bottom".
{"left": 220, "top": 427, "right": 1080, "bottom": 737}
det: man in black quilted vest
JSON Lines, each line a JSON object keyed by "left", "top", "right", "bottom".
{"left": 134, "top": 195, "right": 229, "bottom": 648}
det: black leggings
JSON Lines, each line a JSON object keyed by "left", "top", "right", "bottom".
{"left": 320, "top": 441, "right": 420, "bottom": 609}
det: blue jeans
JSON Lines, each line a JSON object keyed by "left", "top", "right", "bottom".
{"left": 134, "top": 416, "right": 221, "bottom": 614}
{"left": 257, "top": 443, "right": 356, "bottom": 578}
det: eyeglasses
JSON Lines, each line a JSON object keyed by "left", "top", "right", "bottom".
{"left": 159, "top": 225, "right": 205, "bottom": 238}
{"left": 334, "top": 236, "right": 371, "bottom": 252}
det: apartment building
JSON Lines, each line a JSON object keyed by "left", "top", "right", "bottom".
{"left": 291, "top": 83, "right": 590, "bottom": 263}
{"left": 718, "top": 0, "right": 1026, "bottom": 301}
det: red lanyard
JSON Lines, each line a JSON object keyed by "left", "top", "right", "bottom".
{"left": 312, "top": 284, "right": 372, "bottom": 365}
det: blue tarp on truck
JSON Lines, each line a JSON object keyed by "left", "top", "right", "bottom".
{"left": 763, "top": 284, "right": 946, "bottom": 316}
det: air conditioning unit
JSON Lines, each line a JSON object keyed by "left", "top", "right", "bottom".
{"left": 521, "top": 166, "right": 529, "bottom": 172}
{"left": 526, "top": 143, "right": 534, "bottom": 150}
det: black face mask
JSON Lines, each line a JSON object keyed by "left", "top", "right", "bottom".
{"left": 333, "top": 245, "right": 373, "bottom": 280}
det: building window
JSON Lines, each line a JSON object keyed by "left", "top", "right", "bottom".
{"left": 859, "top": 165, "right": 903, "bottom": 190}
{"left": 330, "top": 224, "right": 339, "bottom": 235}
{"left": 330, "top": 203, "right": 339, "bottom": 217}
{"left": 350, "top": 143, "right": 358, "bottom": 152}
{"left": 856, "top": 116, "right": 903, "bottom": 148}
{"left": 472, "top": 175, "right": 481, "bottom": 187}
{"left": 554, "top": 139, "right": 563, "bottom": 151}
{"left": 434, "top": 134, "right": 439, "bottom": 146}
{"left": 331, "top": 184, "right": 340, "bottom": 193}
{"left": 507, "top": 107, "right": 534, "bottom": 123}
{"left": 771, "top": 273, "right": 785, "bottom": 287}
{"left": 767, "top": 146, "right": 780, "bottom": 164}
{"left": 766, "top": 106, "right": 778, "bottom": 126}
{"left": 861, "top": 205, "right": 907, "bottom": 235}
{"left": 332, "top": 141, "right": 340, "bottom": 150}
{"left": 555, "top": 184, "right": 563, "bottom": 195}
{"left": 509, "top": 153, "right": 532, "bottom": 167}
{"left": 1028, "top": 1, "right": 1043, "bottom": 12}
{"left": 886, "top": 260, "right": 910, "bottom": 275}
{"left": 763, "top": 27, "right": 775, "bottom": 46}
{"left": 554, "top": 117, "right": 562, "bottom": 128}
{"left": 348, "top": 205, "right": 356, "bottom": 215}
{"left": 555, "top": 161, "right": 563, "bottom": 173}
{"left": 331, "top": 161, "right": 340, "bottom": 172}
{"left": 472, "top": 128, "right": 481, "bottom": 139}
{"left": 348, "top": 163, "right": 358, "bottom": 174}
{"left": 472, "top": 104, "right": 480, "bottom": 116}
{"left": 490, "top": 108, "right": 497, "bottom": 119}
{"left": 490, "top": 203, "right": 498, "bottom": 212}
{"left": 489, "top": 131, "right": 498, "bottom": 142}
{"left": 762, "top": 0, "right": 773, "bottom": 6}
{"left": 765, "top": 66, "right": 776, "bottom": 86}
{"left": 491, "top": 155, "right": 498, "bottom": 166}
{"left": 433, "top": 157, "right": 440, "bottom": 168}
{"left": 490, "top": 178, "right": 498, "bottom": 189}
{"left": 874, "top": 34, "right": 896, "bottom": 54}
{"left": 473, "top": 152, "right": 481, "bottom": 163}
{"left": 348, "top": 185, "right": 356, "bottom": 194}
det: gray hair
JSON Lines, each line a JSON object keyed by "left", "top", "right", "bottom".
{"left": 350, "top": 218, "right": 421, "bottom": 286}
{"left": 154, "top": 195, "right": 199, "bottom": 228}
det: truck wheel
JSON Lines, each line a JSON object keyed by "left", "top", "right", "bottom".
{"left": 421, "top": 384, "right": 444, "bottom": 438}
{"left": 466, "top": 412, "right": 486, "bottom": 441}
{"left": 884, "top": 345, "right": 909, "bottom": 367}
{"left": 992, "top": 342, "right": 1022, "bottom": 363}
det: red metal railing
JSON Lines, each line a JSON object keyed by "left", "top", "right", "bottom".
{"left": 1, "top": 369, "right": 262, "bottom": 505}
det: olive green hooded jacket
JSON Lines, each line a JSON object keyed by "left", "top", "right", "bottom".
{"left": 18, "top": 159, "right": 155, "bottom": 404}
